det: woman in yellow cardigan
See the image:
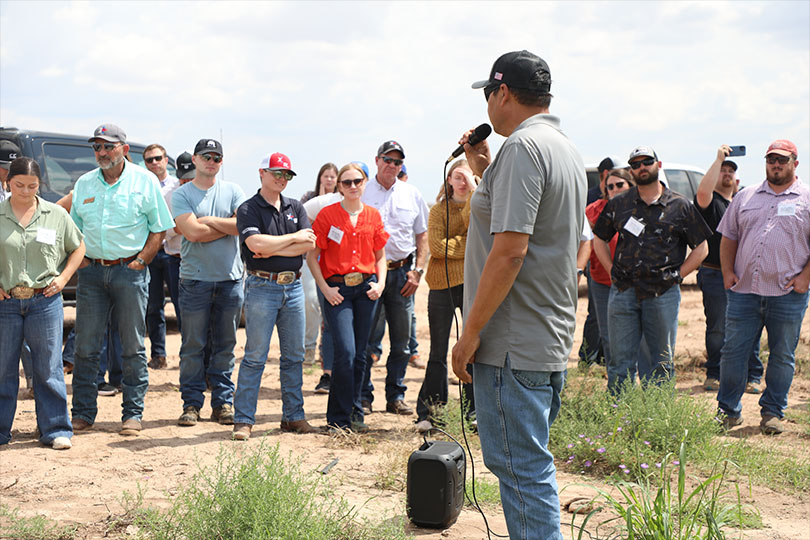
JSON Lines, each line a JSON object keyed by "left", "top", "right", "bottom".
{"left": 415, "top": 159, "right": 477, "bottom": 433}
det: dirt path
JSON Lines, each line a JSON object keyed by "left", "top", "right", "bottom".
{"left": 2, "top": 279, "right": 809, "bottom": 539}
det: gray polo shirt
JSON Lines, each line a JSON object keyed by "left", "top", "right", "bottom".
{"left": 464, "top": 114, "right": 586, "bottom": 371}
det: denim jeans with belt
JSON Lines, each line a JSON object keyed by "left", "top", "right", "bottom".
{"left": 718, "top": 290, "right": 809, "bottom": 419}
{"left": 321, "top": 276, "right": 378, "bottom": 428}
{"left": 607, "top": 284, "right": 680, "bottom": 394}
{"left": 0, "top": 293, "right": 71, "bottom": 445}
{"left": 146, "top": 249, "right": 181, "bottom": 358}
{"left": 234, "top": 274, "right": 306, "bottom": 425}
{"left": 362, "top": 265, "right": 413, "bottom": 404}
{"left": 72, "top": 262, "right": 149, "bottom": 423}
{"left": 474, "top": 355, "right": 565, "bottom": 540}
{"left": 697, "top": 267, "right": 763, "bottom": 382}
{"left": 178, "top": 278, "right": 243, "bottom": 411}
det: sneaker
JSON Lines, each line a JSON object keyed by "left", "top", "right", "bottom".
{"left": 211, "top": 404, "right": 235, "bottom": 425}
{"left": 98, "top": 383, "right": 118, "bottom": 396}
{"left": 51, "top": 436, "right": 72, "bottom": 450}
{"left": 178, "top": 406, "right": 200, "bottom": 426}
{"left": 314, "top": 373, "right": 331, "bottom": 394}
{"left": 745, "top": 381, "right": 762, "bottom": 394}
{"left": 760, "top": 415, "right": 784, "bottom": 435}
{"left": 386, "top": 400, "right": 414, "bottom": 415}
{"left": 415, "top": 419, "right": 433, "bottom": 433}
{"left": 148, "top": 356, "right": 167, "bottom": 369}
{"left": 361, "top": 400, "right": 373, "bottom": 415}
{"left": 408, "top": 354, "right": 426, "bottom": 369}
{"left": 120, "top": 418, "right": 142, "bottom": 436}
{"left": 703, "top": 377, "right": 720, "bottom": 392}
{"left": 718, "top": 414, "right": 742, "bottom": 431}
{"left": 232, "top": 423, "right": 252, "bottom": 441}
{"left": 304, "top": 348, "right": 317, "bottom": 365}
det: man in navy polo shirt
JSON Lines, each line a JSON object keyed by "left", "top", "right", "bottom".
{"left": 232, "top": 152, "right": 319, "bottom": 440}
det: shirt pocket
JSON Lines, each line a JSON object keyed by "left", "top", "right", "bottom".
{"left": 112, "top": 190, "right": 144, "bottom": 224}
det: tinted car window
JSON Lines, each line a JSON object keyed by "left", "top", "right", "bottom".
{"left": 41, "top": 142, "right": 97, "bottom": 198}
{"left": 664, "top": 169, "right": 694, "bottom": 199}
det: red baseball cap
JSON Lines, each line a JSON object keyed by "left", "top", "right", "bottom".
{"left": 765, "top": 140, "right": 798, "bottom": 158}
{"left": 259, "top": 152, "right": 296, "bottom": 176}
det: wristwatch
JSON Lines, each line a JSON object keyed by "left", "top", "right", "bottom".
{"left": 135, "top": 257, "right": 147, "bottom": 267}
{"left": 414, "top": 267, "right": 425, "bottom": 276}
{"left": 577, "top": 268, "right": 585, "bottom": 277}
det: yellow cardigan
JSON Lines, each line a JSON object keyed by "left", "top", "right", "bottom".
{"left": 425, "top": 197, "right": 468, "bottom": 290}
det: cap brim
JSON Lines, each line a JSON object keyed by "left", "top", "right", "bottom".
{"left": 471, "top": 79, "right": 491, "bottom": 89}
{"left": 765, "top": 149, "right": 792, "bottom": 157}
{"left": 268, "top": 167, "right": 296, "bottom": 176}
{"left": 88, "top": 135, "right": 120, "bottom": 143}
{"left": 197, "top": 150, "right": 222, "bottom": 156}
{"left": 177, "top": 170, "right": 195, "bottom": 180}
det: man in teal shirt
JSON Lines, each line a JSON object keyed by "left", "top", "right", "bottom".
{"left": 70, "top": 124, "right": 174, "bottom": 437}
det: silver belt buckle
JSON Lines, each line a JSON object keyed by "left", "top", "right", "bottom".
{"left": 276, "top": 271, "right": 296, "bottom": 285}
{"left": 10, "top": 286, "right": 35, "bottom": 299}
{"left": 343, "top": 272, "right": 363, "bottom": 286}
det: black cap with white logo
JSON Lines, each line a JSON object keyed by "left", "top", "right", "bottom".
{"left": 0, "top": 140, "right": 21, "bottom": 170}
{"left": 194, "top": 139, "right": 223, "bottom": 156}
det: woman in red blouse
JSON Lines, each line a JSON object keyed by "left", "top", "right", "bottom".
{"left": 307, "top": 163, "right": 388, "bottom": 432}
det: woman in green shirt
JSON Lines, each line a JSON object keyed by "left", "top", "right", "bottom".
{"left": 0, "top": 157, "right": 85, "bottom": 449}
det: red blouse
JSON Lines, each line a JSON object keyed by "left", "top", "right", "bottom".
{"left": 312, "top": 202, "right": 389, "bottom": 278}
{"left": 585, "top": 198, "right": 617, "bottom": 287}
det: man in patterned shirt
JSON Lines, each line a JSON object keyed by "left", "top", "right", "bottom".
{"left": 716, "top": 140, "right": 809, "bottom": 434}
{"left": 593, "top": 146, "right": 711, "bottom": 394}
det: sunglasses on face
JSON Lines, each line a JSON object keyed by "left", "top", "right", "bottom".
{"left": 199, "top": 154, "right": 222, "bottom": 163}
{"left": 484, "top": 82, "right": 500, "bottom": 102}
{"left": 766, "top": 155, "right": 791, "bottom": 165}
{"left": 380, "top": 156, "right": 403, "bottom": 166}
{"left": 340, "top": 178, "right": 364, "bottom": 187}
{"left": 265, "top": 170, "right": 293, "bottom": 181}
{"left": 92, "top": 142, "right": 120, "bottom": 152}
{"left": 144, "top": 155, "right": 165, "bottom": 164}
{"left": 629, "top": 157, "right": 656, "bottom": 169}
{"left": 607, "top": 181, "right": 626, "bottom": 191}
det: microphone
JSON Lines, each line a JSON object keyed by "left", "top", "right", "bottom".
{"left": 447, "top": 123, "right": 492, "bottom": 163}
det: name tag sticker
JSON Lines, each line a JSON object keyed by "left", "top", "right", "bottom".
{"left": 328, "top": 226, "right": 344, "bottom": 244}
{"left": 36, "top": 227, "right": 56, "bottom": 245}
{"left": 83, "top": 197, "right": 95, "bottom": 204}
{"left": 777, "top": 202, "right": 796, "bottom": 216}
{"left": 624, "top": 216, "right": 645, "bottom": 237}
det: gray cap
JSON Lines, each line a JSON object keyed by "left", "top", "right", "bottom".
{"left": 0, "top": 140, "right": 21, "bottom": 169}
{"left": 628, "top": 146, "right": 658, "bottom": 162}
{"left": 88, "top": 124, "right": 127, "bottom": 143}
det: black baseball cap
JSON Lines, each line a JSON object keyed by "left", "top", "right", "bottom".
{"left": 176, "top": 151, "right": 195, "bottom": 180}
{"left": 377, "top": 140, "right": 405, "bottom": 159}
{"left": 0, "top": 140, "right": 21, "bottom": 170}
{"left": 471, "top": 50, "right": 552, "bottom": 93}
{"left": 722, "top": 160, "right": 738, "bottom": 171}
{"left": 194, "top": 139, "right": 223, "bottom": 156}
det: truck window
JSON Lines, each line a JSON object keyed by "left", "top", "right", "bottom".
{"left": 664, "top": 169, "right": 694, "bottom": 199}
{"left": 41, "top": 142, "right": 97, "bottom": 197}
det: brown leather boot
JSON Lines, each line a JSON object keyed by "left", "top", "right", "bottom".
{"left": 280, "top": 419, "right": 321, "bottom": 434}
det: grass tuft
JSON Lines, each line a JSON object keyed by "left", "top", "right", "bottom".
{"left": 0, "top": 504, "right": 77, "bottom": 540}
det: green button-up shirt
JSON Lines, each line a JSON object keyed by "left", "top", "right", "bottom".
{"left": 0, "top": 197, "right": 84, "bottom": 290}
{"left": 70, "top": 162, "right": 174, "bottom": 259}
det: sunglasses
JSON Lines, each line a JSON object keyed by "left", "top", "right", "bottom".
{"left": 766, "top": 155, "right": 792, "bottom": 165}
{"left": 91, "top": 142, "right": 120, "bottom": 152}
{"left": 340, "top": 178, "right": 364, "bottom": 187}
{"left": 380, "top": 156, "right": 403, "bottom": 166}
{"left": 484, "top": 82, "right": 500, "bottom": 102}
{"left": 629, "top": 157, "right": 656, "bottom": 169}
{"left": 265, "top": 170, "right": 293, "bottom": 181}
{"left": 144, "top": 155, "right": 165, "bottom": 164}
{"left": 607, "top": 181, "right": 626, "bottom": 191}
{"left": 199, "top": 154, "right": 223, "bottom": 163}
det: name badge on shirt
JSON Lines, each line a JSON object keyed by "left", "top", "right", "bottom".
{"left": 624, "top": 216, "right": 645, "bottom": 237}
{"left": 777, "top": 202, "right": 796, "bottom": 217}
{"left": 36, "top": 227, "right": 57, "bottom": 245}
{"left": 328, "top": 225, "right": 344, "bottom": 244}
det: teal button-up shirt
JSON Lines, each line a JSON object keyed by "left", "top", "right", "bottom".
{"left": 71, "top": 162, "right": 174, "bottom": 259}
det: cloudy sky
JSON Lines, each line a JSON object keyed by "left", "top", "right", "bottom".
{"left": 1, "top": 0, "right": 808, "bottom": 198}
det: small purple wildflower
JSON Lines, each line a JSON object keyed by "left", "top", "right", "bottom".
{"left": 643, "top": 441, "right": 650, "bottom": 446}
{"left": 597, "top": 447, "right": 606, "bottom": 453}
{"left": 567, "top": 443, "right": 574, "bottom": 449}
{"left": 641, "top": 463, "right": 649, "bottom": 469}
{"left": 673, "top": 460, "right": 680, "bottom": 466}
{"left": 617, "top": 427, "right": 622, "bottom": 432}
{"left": 619, "top": 464, "right": 626, "bottom": 468}
{"left": 623, "top": 469, "right": 630, "bottom": 474}
{"left": 656, "top": 463, "right": 662, "bottom": 468}
{"left": 579, "top": 434, "right": 585, "bottom": 438}
{"left": 584, "top": 461, "right": 592, "bottom": 467}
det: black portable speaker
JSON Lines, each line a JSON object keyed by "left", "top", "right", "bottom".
{"left": 406, "top": 440, "right": 466, "bottom": 528}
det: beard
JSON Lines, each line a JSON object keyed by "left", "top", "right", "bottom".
{"left": 767, "top": 167, "right": 794, "bottom": 186}
{"left": 633, "top": 168, "right": 659, "bottom": 186}
{"left": 98, "top": 155, "right": 124, "bottom": 170}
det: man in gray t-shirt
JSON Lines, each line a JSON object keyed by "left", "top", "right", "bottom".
{"left": 452, "top": 50, "right": 586, "bottom": 540}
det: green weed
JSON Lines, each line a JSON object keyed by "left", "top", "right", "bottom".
{"left": 0, "top": 504, "right": 77, "bottom": 540}
{"left": 465, "top": 477, "right": 500, "bottom": 507}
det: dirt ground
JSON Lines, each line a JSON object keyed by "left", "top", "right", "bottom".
{"left": 2, "top": 276, "right": 809, "bottom": 539}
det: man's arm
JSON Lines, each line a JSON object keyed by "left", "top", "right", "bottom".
{"left": 592, "top": 237, "right": 612, "bottom": 275}
{"left": 174, "top": 213, "right": 227, "bottom": 243}
{"left": 786, "top": 258, "right": 810, "bottom": 294}
{"left": 128, "top": 231, "right": 165, "bottom": 270}
{"left": 576, "top": 239, "right": 591, "bottom": 285}
{"left": 451, "top": 231, "right": 529, "bottom": 382}
{"left": 679, "top": 240, "right": 708, "bottom": 278}
{"left": 245, "top": 229, "right": 315, "bottom": 258}
{"left": 199, "top": 215, "right": 238, "bottom": 236}
{"left": 401, "top": 230, "right": 428, "bottom": 297}
{"left": 696, "top": 145, "right": 730, "bottom": 209}
{"left": 719, "top": 236, "right": 739, "bottom": 290}
{"left": 461, "top": 129, "right": 492, "bottom": 178}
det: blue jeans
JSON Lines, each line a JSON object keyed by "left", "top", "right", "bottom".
{"left": 718, "top": 290, "right": 809, "bottom": 419}
{"left": 362, "top": 266, "right": 413, "bottom": 404}
{"left": 20, "top": 342, "right": 32, "bottom": 384}
{"left": 367, "top": 303, "right": 385, "bottom": 358}
{"left": 178, "top": 278, "right": 243, "bottom": 410}
{"left": 697, "top": 268, "right": 763, "bottom": 382}
{"left": 321, "top": 277, "right": 378, "bottom": 428}
{"left": 146, "top": 249, "right": 181, "bottom": 358}
{"left": 0, "top": 293, "right": 71, "bottom": 445}
{"left": 607, "top": 284, "right": 680, "bottom": 394}
{"left": 474, "top": 355, "right": 564, "bottom": 540}
{"left": 302, "top": 263, "right": 321, "bottom": 351}
{"left": 62, "top": 323, "right": 123, "bottom": 387}
{"left": 579, "top": 266, "right": 604, "bottom": 364}
{"left": 234, "top": 274, "right": 306, "bottom": 425}
{"left": 317, "top": 289, "right": 334, "bottom": 372}
{"left": 72, "top": 262, "right": 149, "bottom": 423}
{"left": 409, "top": 310, "right": 418, "bottom": 356}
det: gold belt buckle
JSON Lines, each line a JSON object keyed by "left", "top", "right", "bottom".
{"left": 276, "top": 271, "right": 296, "bottom": 285}
{"left": 10, "top": 286, "right": 35, "bottom": 299}
{"left": 343, "top": 272, "right": 363, "bottom": 286}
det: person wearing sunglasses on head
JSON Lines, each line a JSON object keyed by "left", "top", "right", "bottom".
{"left": 232, "top": 152, "right": 319, "bottom": 440}
{"left": 307, "top": 163, "right": 388, "bottom": 432}
{"left": 716, "top": 140, "right": 809, "bottom": 435}
{"left": 69, "top": 124, "right": 174, "bottom": 437}
{"left": 593, "top": 146, "right": 712, "bottom": 395}
{"left": 172, "top": 139, "right": 246, "bottom": 429}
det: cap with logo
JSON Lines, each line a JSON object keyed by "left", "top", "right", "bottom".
{"left": 194, "top": 139, "right": 223, "bottom": 156}
{"left": 377, "top": 140, "right": 405, "bottom": 159}
{"left": 471, "top": 50, "right": 552, "bottom": 93}
{"left": 765, "top": 140, "right": 798, "bottom": 158}
{"left": 0, "top": 140, "right": 21, "bottom": 169}
{"left": 176, "top": 151, "right": 195, "bottom": 180}
{"left": 628, "top": 146, "right": 658, "bottom": 162}
{"left": 598, "top": 156, "right": 626, "bottom": 173}
{"left": 260, "top": 152, "right": 296, "bottom": 176}
{"left": 88, "top": 124, "right": 127, "bottom": 144}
